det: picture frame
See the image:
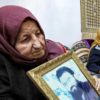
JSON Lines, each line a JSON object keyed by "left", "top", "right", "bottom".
{"left": 27, "top": 51, "right": 100, "bottom": 100}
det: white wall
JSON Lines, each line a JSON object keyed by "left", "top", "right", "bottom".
{"left": 0, "top": 0, "right": 81, "bottom": 48}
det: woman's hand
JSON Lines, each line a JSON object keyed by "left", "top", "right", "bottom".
{"left": 92, "top": 75, "right": 100, "bottom": 90}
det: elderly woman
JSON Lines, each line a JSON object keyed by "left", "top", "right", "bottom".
{"left": 0, "top": 5, "right": 67, "bottom": 100}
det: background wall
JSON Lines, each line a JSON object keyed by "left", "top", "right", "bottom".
{"left": 0, "top": 0, "right": 81, "bottom": 48}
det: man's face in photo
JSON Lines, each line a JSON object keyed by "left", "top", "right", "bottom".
{"left": 59, "top": 72, "right": 77, "bottom": 91}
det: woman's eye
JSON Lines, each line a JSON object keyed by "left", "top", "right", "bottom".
{"left": 22, "top": 37, "right": 30, "bottom": 42}
{"left": 35, "top": 30, "right": 42, "bottom": 36}
{"left": 36, "top": 32, "right": 41, "bottom": 36}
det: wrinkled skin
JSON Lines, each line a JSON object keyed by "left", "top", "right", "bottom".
{"left": 15, "top": 19, "right": 46, "bottom": 59}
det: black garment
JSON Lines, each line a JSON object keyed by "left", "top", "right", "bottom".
{"left": 87, "top": 45, "right": 100, "bottom": 74}
{"left": 70, "top": 81, "right": 90, "bottom": 100}
{"left": 0, "top": 53, "right": 47, "bottom": 100}
{"left": 70, "top": 86, "right": 85, "bottom": 100}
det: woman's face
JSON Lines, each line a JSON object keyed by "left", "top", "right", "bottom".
{"left": 15, "top": 19, "right": 46, "bottom": 59}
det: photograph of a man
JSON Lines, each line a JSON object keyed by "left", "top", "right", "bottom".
{"left": 56, "top": 66, "right": 99, "bottom": 100}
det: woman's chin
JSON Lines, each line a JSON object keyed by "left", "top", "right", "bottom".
{"left": 31, "top": 51, "right": 45, "bottom": 59}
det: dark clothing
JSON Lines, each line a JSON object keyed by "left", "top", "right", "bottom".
{"left": 70, "top": 81, "right": 90, "bottom": 100}
{"left": 0, "top": 53, "right": 46, "bottom": 100}
{"left": 87, "top": 45, "right": 100, "bottom": 74}
{"left": 70, "top": 81, "right": 99, "bottom": 100}
{"left": 70, "top": 86, "right": 86, "bottom": 100}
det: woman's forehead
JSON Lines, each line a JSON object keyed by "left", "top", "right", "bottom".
{"left": 20, "top": 20, "right": 40, "bottom": 33}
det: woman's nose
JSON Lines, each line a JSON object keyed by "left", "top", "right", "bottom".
{"left": 32, "top": 34, "right": 41, "bottom": 49}
{"left": 32, "top": 41, "right": 41, "bottom": 49}
{"left": 32, "top": 37, "right": 41, "bottom": 49}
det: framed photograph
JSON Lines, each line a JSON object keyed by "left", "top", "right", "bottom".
{"left": 27, "top": 51, "right": 100, "bottom": 100}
